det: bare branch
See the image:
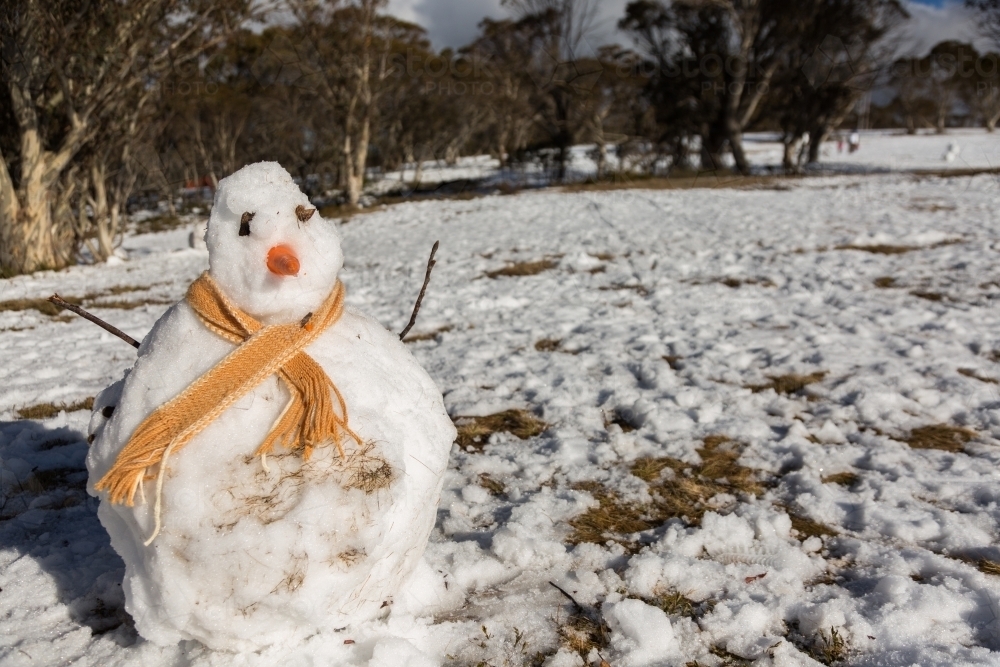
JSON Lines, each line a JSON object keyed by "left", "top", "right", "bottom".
{"left": 399, "top": 241, "right": 440, "bottom": 341}
{"left": 48, "top": 295, "right": 141, "bottom": 349}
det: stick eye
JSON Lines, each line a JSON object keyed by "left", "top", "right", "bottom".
{"left": 239, "top": 211, "right": 254, "bottom": 237}
{"left": 295, "top": 205, "right": 316, "bottom": 222}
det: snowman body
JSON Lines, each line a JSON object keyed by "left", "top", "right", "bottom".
{"left": 86, "top": 163, "right": 455, "bottom": 651}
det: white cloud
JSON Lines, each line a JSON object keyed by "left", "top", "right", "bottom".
{"left": 385, "top": 0, "right": 995, "bottom": 56}
{"left": 893, "top": 1, "right": 992, "bottom": 57}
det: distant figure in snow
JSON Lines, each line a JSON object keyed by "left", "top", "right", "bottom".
{"left": 837, "top": 136, "right": 844, "bottom": 153}
{"left": 943, "top": 141, "right": 961, "bottom": 163}
{"left": 848, "top": 131, "right": 861, "bottom": 153}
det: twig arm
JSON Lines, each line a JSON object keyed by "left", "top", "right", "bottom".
{"left": 49, "top": 294, "right": 141, "bottom": 349}
{"left": 399, "top": 240, "right": 439, "bottom": 340}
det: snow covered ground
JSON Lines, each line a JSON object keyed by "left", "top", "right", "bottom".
{"left": 374, "top": 130, "right": 1000, "bottom": 191}
{"left": 2, "top": 159, "right": 1000, "bottom": 665}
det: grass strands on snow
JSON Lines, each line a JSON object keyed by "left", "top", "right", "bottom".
{"left": 873, "top": 276, "right": 897, "bottom": 288}
{"left": 17, "top": 397, "right": 94, "bottom": 419}
{"left": 905, "top": 424, "right": 977, "bottom": 453}
{"left": 454, "top": 409, "right": 548, "bottom": 452}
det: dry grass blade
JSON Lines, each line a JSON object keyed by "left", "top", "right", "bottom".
{"left": 485, "top": 259, "right": 558, "bottom": 279}
{"left": 747, "top": 371, "right": 826, "bottom": 395}
{"left": 17, "top": 397, "right": 94, "bottom": 420}
{"left": 453, "top": 409, "right": 548, "bottom": 452}
{"left": 905, "top": 424, "right": 977, "bottom": 453}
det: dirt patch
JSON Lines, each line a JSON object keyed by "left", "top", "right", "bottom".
{"left": 873, "top": 276, "right": 897, "bottom": 288}
{"left": 746, "top": 371, "right": 826, "bottom": 395}
{"left": 17, "top": 397, "right": 94, "bottom": 420}
{"left": 485, "top": 259, "right": 559, "bottom": 279}
{"left": 904, "top": 424, "right": 977, "bottom": 453}
{"left": 453, "top": 409, "right": 548, "bottom": 452}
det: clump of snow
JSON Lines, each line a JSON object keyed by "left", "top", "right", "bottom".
{"left": 603, "top": 598, "right": 678, "bottom": 666}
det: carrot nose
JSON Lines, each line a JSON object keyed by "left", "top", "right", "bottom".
{"left": 267, "top": 245, "right": 300, "bottom": 277}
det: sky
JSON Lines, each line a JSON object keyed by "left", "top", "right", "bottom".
{"left": 384, "top": 0, "right": 991, "bottom": 57}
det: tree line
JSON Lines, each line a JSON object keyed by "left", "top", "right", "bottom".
{"left": 2, "top": 0, "right": 1000, "bottom": 276}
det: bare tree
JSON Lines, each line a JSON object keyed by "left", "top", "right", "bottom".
{"left": 0, "top": 0, "right": 251, "bottom": 275}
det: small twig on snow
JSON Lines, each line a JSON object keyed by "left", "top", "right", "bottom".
{"left": 48, "top": 294, "right": 141, "bottom": 349}
{"left": 549, "top": 581, "right": 584, "bottom": 613}
{"left": 398, "top": 240, "right": 439, "bottom": 341}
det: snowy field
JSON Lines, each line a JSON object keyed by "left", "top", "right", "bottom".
{"left": 2, "top": 161, "right": 1000, "bottom": 665}
{"left": 375, "top": 130, "right": 1000, "bottom": 191}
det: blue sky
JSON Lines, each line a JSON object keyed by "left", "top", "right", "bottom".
{"left": 385, "top": 0, "right": 989, "bottom": 56}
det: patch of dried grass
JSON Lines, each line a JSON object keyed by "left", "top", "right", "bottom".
{"left": 402, "top": 325, "right": 453, "bottom": 343}
{"left": 478, "top": 473, "right": 506, "bottom": 496}
{"left": 453, "top": 409, "right": 548, "bottom": 452}
{"left": 905, "top": 424, "right": 977, "bottom": 453}
{"left": 0, "top": 297, "right": 78, "bottom": 317}
{"left": 873, "top": 276, "right": 896, "bottom": 288}
{"left": 558, "top": 611, "right": 609, "bottom": 659}
{"left": 747, "top": 371, "right": 826, "bottom": 395}
{"left": 535, "top": 338, "right": 562, "bottom": 352}
{"left": 822, "top": 472, "right": 859, "bottom": 488}
{"left": 485, "top": 259, "right": 559, "bottom": 278}
{"left": 17, "top": 397, "right": 94, "bottom": 420}
{"left": 788, "top": 513, "right": 838, "bottom": 540}
{"left": 910, "top": 290, "right": 945, "bottom": 302}
{"left": 569, "top": 436, "right": 766, "bottom": 545}
{"left": 598, "top": 283, "right": 650, "bottom": 296}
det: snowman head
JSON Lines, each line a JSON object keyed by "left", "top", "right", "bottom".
{"left": 206, "top": 162, "right": 344, "bottom": 325}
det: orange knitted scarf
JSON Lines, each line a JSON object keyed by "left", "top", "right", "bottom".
{"left": 95, "top": 272, "right": 359, "bottom": 517}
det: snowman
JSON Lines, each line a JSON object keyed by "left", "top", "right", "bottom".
{"left": 86, "top": 162, "right": 455, "bottom": 651}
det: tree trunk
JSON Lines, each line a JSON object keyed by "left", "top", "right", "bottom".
{"left": 0, "top": 140, "right": 74, "bottom": 274}
{"left": 728, "top": 125, "right": 750, "bottom": 176}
